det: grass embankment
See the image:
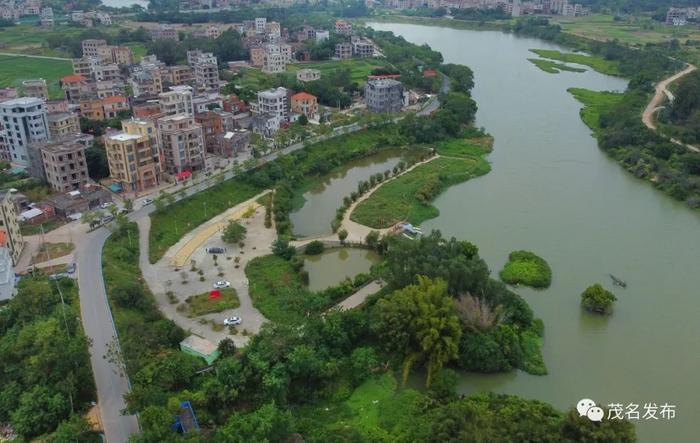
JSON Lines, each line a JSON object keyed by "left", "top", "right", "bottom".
{"left": 499, "top": 250, "right": 552, "bottom": 289}
{"left": 103, "top": 223, "right": 186, "bottom": 376}
{"left": 148, "top": 179, "right": 261, "bottom": 263}
{"left": 568, "top": 88, "right": 625, "bottom": 133}
{"left": 528, "top": 58, "right": 586, "bottom": 74}
{"left": 529, "top": 49, "right": 622, "bottom": 76}
{"left": 184, "top": 288, "right": 240, "bottom": 317}
{"left": 20, "top": 218, "right": 68, "bottom": 236}
{"left": 350, "top": 137, "right": 492, "bottom": 229}
{"left": 0, "top": 55, "right": 72, "bottom": 99}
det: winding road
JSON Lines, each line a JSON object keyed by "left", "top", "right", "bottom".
{"left": 642, "top": 63, "right": 699, "bottom": 153}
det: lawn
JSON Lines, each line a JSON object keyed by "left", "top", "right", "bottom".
{"left": 183, "top": 287, "right": 240, "bottom": 317}
{"left": 499, "top": 250, "right": 552, "bottom": 289}
{"left": 233, "top": 67, "right": 277, "bottom": 92}
{"left": 0, "top": 24, "right": 84, "bottom": 49}
{"left": 125, "top": 42, "right": 147, "bottom": 61}
{"left": 528, "top": 58, "right": 587, "bottom": 74}
{"left": 245, "top": 255, "right": 310, "bottom": 324}
{"left": 529, "top": 49, "right": 622, "bottom": 76}
{"left": 552, "top": 13, "right": 700, "bottom": 46}
{"left": 0, "top": 55, "right": 72, "bottom": 99}
{"left": 287, "top": 58, "right": 388, "bottom": 84}
{"left": 435, "top": 134, "right": 493, "bottom": 158}
{"left": 245, "top": 254, "right": 362, "bottom": 324}
{"left": 568, "top": 87, "right": 625, "bottom": 133}
{"left": 148, "top": 178, "right": 262, "bottom": 263}
{"left": 350, "top": 155, "right": 491, "bottom": 229}
{"left": 20, "top": 218, "right": 68, "bottom": 236}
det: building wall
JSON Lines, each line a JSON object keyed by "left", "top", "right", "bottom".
{"left": 0, "top": 98, "right": 50, "bottom": 167}
{"left": 40, "top": 143, "right": 89, "bottom": 192}
{"left": 0, "top": 192, "right": 23, "bottom": 265}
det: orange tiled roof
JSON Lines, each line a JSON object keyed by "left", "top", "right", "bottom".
{"left": 102, "top": 95, "right": 127, "bottom": 104}
{"left": 62, "top": 75, "right": 87, "bottom": 83}
{"left": 291, "top": 92, "right": 316, "bottom": 101}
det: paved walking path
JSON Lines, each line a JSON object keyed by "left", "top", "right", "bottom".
{"left": 335, "top": 280, "right": 384, "bottom": 310}
{"left": 642, "top": 63, "right": 700, "bottom": 153}
{"left": 0, "top": 52, "right": 72, "bottom": 60}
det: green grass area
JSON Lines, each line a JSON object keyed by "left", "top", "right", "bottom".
{"left": 246, "top": 254, "right": 365, "bottom": 324}
{"left": 233, "top": 67, "right": 276, "bottom": 91}
{"left": 20, "top": 218, "right": 68, "bottom": 236}
{"left": 552, "top": 13, "right": 700, "bottom": 46}
{"left": 246, "top": 255, "right": 310, "bottom": 324}
{"left": 530, "top": 49, "right": 622, "bottom": 76}
{"left": 148, "top": 179, "right": 262, "bottom": 263}
{"left": 435, "top": 135, "right": 493, "bottom": 158}
{"left": 183, "top": 287, "right": 240, "bottom": 317}
{"left": 0, "top": 24, "right": 84, "bottom": 48}
{"left": 0, "top": 54, "right": 72, "bottom": 99}
{"left": 499, "top": 250, "right": 552, "bottom": 289}
{"left": 125, "top": 42, "right": 147, "bottom": 61}
{"left": 32, "top": 242, "right": 74, "bottom": 263}
{"left": 528, "top": 58, "right": 587, "bottom": 74}
{"left": 350, "top": 155, "right": 491, "bottom": 229}
{"left": 288, "top": 58, "right": 388, "bottom": 84}
{"left": 568, "top": 87, "right": 625, "bottom": 133}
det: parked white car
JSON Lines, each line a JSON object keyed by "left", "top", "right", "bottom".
{"left": 224, "top": 316, "right": 241, "bottom": 326}
{"left": 213, "top": 280, "right": 231, "bottom": 289}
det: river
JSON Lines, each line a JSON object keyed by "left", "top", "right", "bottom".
{"left": 368, "top": 22, "right": 700, "bottom": 442}
{"left": 101, "top": 0, "right": 149, "bottom": 8}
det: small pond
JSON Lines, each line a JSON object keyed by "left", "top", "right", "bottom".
{"left": 304, "top": 248, "right": 379, "bottom": 291}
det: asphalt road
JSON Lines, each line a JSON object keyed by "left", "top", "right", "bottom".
{"left": 78, "top": 95, "right": 449, "bottom": 442}
{"left": 77, "top": 228, "right": 139, "bottom": 442}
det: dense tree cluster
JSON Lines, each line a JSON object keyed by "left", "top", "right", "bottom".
{"left": 0, "top": 277, "right": 98, "bottom": 441}
{"left": 46, "top": 27, "right": 150, "bottom": 58}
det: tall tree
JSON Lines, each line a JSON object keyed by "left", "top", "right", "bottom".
{"left": 374, "top": 276, "right": 462, "bottom": 387}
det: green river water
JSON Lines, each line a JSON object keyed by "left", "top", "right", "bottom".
{"left": 368, "top": 22, "right": 700, "bottom": 441}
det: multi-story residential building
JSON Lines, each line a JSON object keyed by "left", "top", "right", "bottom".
{"left": 0, "top": 88, "right": 18, "bottom": 101}
{"left": 82, "top": 39, "right": 108, "bottom": 58}
{"left": 250, "top": 46, "right": 266, "bottom": 67}
{"left": 96, "top": 11, "right": 112, "bottom": 25}
{"left": 210, "top": 129, "right": 250, "bottom": 157}
{"left": 335, "top": 19, "right": 352, "bottom": 35}
{"left": 193, "top": 25, "right": 221, "bottom": 39}
{"left": 40, "top": 6, "right": 54, "bottom": 27}
{"left": 130, "top": 69, "right": 163, "bottom": 96}
{"left": 255, "top": 17, "right": 267, "bottom": 33}
{"left": 296, "top": 69, "right": 321, "bottom": 82}
{"left": 193, "top": 93, "right": 223, "bottom": 114}
{"left": 151, "top": 24, "right": 179, "bottom": 41}
{"left": 364, "top": 79, "right": 404, "bottom": 113}
{"left": 97, "top": 45, "right": 134, "bottom": 66}
{"left": 158, "top": 114, "right": 206, "bottom": 174}
{"left": 0, "top": 97, "right": 50, "bottom": 166}
{"left": 252, "top": 87, "right": 288, "bottom": 137}
{"left": 352, "top": 39, "right": 374, "bottom": 58}
{"left": 0, "top": 245, "right": 15, "bottom": 302}
{"left": 104, "top": 119, "right": 162, "bottom": 193}
{"left": 667, "top": 8, "right": 688, "bottom": 26}
{"left": 73, "top": 57, "right": 121, "bottom": 82}
{"left": 163, "top": 65, "right": 194, "bottom": 86}
{"left": 335, "top": 43, "right": 352, "bottom": 60}
{"left": 159, "top": 86, "right": 194, "bottom": 116}
{"left": 79, "top": 95, "right": 129, "bottom": 121}
{"left": 47, "top": 112, "right": 80, "bottom": 138}
{"left": 187, "top": 50, "right": 220, "bottom": 91}
{"left": 61, "top": 74, "right": 91, "bottom": 103}
{"left": 0, "top": 191, "right": 23, "bottom": 264}
{"left": 315, "top": 30, "right": 330, "bottom": 42}
{"left": 40, "top": 138, "right": 89, "bottom": 192}
{"left": 21, "top": 79, "right": 48, "bottom": 100}
{"left": 265, "top": 21, "right": 281, "bottom": 38}
{"left": 262, "top": 46, "right": 287, "bottom": 74}
{"left": 290, "top": 92, "right": 318, "bottom": 120}
{"left": 46, "top": 99, "right": 69, "bottom": 113}
{"left": 297, "top": 25, "right": 315, "bottom": 41}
